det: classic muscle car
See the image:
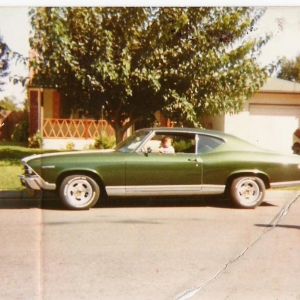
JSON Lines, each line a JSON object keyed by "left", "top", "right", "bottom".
{"left": 19, "top": 127, "right": 300, "bottom": 210}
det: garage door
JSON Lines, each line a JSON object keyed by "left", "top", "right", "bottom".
{"left": 248, "top": 104, "right": 300, "bottom": 153}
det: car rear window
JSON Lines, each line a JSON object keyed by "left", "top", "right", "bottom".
{"left": 197, "top": 134, "right": 224, "bottom": 153}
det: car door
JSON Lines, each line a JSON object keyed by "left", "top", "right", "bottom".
{"left": 125, "top": 133, "right": 203, "bottom": 196}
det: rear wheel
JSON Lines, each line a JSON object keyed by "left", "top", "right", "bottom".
{"left": 230, "top": 176, "right": 265, "bottom": 209}
{"left": 59, "top": 175, "right": 100, "bottom": 210}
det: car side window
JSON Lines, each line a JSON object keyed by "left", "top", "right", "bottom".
{"left": 173, "top": 135, "right": 195, "bottom": 153}
{"left": 142, "top": 133, "right": 196, "bottom": 154}
{"left": 197, "top": 134, "right": 224, "bottom": 154}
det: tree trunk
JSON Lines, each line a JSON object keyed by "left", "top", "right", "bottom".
{"left": 113, "top": 124, "right": 124, "bottom": 144}
{"left": 112, "top": 117, "right": 142, "bottom": 144}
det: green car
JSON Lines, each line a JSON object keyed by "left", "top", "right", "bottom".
{"left": 19, "top": 127, "right": 300, "bottom": 210}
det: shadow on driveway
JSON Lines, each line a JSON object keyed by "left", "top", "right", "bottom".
{"left": 0, "top": 190, "right": 275, "bottom": 211}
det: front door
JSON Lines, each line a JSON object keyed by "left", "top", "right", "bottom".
{"left": 125, "top": 133, "right": 203, "bottom": 196}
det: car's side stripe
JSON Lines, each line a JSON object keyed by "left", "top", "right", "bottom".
{"left": 106, "top": 185, "right": 225, "bottom": 197}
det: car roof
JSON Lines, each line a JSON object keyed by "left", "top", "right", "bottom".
{"left": 139, "top": 127, "right": 230, "bottom": 140}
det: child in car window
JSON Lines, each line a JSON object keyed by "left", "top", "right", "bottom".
{"left": 159, "top": 136, "right": 175, "bottom": 153}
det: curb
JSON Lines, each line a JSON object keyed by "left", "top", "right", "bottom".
{"left": 0, "top": 190, "right": 56, "bottom": 200}
{"left": 0, "top": 190, "right": 34, "bottom": 200}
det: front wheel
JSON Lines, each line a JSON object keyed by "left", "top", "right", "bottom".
{"left": 59, "top": 175, "right": 100, "bottom": 210}
{"left": 230, "top": 177, "right": 265, "bottom": 209}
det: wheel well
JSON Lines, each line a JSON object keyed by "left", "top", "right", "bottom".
{"left": 56, "top": 171, "right": 107, "bottom": 196}
{"left": 225, "top": 172, "right": 270, "bottom": 193}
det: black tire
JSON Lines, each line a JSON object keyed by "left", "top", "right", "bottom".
{"left": 230, "top": 176, "right": 265, "bottom": 209}
{"left": 59, "top": 175, "right": 100, "bottom": 210}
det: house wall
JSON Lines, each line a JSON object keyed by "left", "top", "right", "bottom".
{"left": 28, "top": 89, "right": 41, "bottom": 136}
{"left": 43, "top": 138, "right": 95, "bottom": 150}
{"left": 206, "top": 91, "right": 300, "bottom": 153}
{"left": 201, "top": 114, "right": 225, "bottom": 131}
{"left": 43, "top": 89, "right": 54, "bottom": 118}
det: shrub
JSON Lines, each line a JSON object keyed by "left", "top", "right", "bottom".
{"left": 66, "top": 141, "right": 75, "bottom": 150}
{"left": 11, "top": 117, "right": 29, "bottom": 143}
{"left": 28, "top": 130, "right": 43, "bottom": 148}
{"left": 93, "top": 133, "right": 116, "bottom": 149}
{"left": 173, "top": 139, "right": 195, "bottom": 152}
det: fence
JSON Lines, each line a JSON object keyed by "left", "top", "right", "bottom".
{"left": 43, "top": 118, "right": 115, "bottom": 139}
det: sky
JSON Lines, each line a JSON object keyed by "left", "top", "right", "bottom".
{"left": 0, "top": 5, "right": 300, "bottom": 107}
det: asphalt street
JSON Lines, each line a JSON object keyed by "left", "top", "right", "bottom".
{"left": 0, "top": 189, "right": 299, "bottom": 300}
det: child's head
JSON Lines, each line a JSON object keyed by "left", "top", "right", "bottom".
{"left": 161, "top": 136, "right": 172, "bottom": 148}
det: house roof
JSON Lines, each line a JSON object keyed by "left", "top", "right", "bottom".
{"left": 259, "top": 77, "right": 300, "bottom": 93}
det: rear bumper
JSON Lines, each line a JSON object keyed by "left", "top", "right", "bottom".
{"left": 19, "top": 174, "right": 56, "bottom": 191}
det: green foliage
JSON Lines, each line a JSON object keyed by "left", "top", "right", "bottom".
{"left": 29, "top": 7, "right": 274, "bottom": 142}
{"left": 277, "top": 55, "right": 300, "bottom": 83}
{"left": 11, "top": 117, "right": 29, "bottom": 142}
{"left": 0, "top": 37, "right": 10, "bottom": 91}
{"left": 0, "top": 34, "right": 30, "bottom": 91}
{"left": 65, "top": 141, "right": 75, "bottom": 150}
{"left": 93, "top": 133, "right": 116, "bottom": 149}
{"left": 28, "top": 130, "right": 43, "bottom": 148}
{"left": 173, "top": 139, "right": 195, "bottom": 153}
{"left": 0, "top": 96, "right": 19, "bottom": 111}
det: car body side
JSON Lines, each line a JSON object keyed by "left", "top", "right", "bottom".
{"left": 19, "top": 128, "right": 300, "bottom": 209}
{"left": 22, "top": 141, "right": 300, "bottom": 193}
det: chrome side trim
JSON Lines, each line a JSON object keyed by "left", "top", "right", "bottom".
{"left": 19, "top": 175, "right": 56, "bottom": 191}
{"left": 270, "top": 181, "right": 300, "bottom": 189}
{"left": 106, "top": 186, "right": 126, "bottom": 196}
{"left": 106, "top": 185, "right": 225, "bottom": 197}
{"left": 201, "top": 185, "right": 226, "bottom": 194}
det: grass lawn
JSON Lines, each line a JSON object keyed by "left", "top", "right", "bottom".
{"left": 0, "top": 141, "right": 61, "bottom": 191}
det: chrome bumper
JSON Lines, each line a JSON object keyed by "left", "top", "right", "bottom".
{"left": 19, "top": 174, "right": 56, "bottom": 191}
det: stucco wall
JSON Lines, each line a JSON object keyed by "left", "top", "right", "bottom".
{"left": 43, "top": 138, "right": 95, "bottom": 150}
{"left": 43, "top": 89, "right": 55, "bottom": 118}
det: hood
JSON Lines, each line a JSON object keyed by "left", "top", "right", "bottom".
{"left": 21, "top": 149, "right": 115, "bottom": 164}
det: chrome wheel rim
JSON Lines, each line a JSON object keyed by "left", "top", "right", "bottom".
{"left": 236, "top": 179, "right": 261, "bottom": 206}
{"left": 65, "top": 178, "right": 94, "bottom": 206}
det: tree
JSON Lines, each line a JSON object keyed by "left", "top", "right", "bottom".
{"left": 277, "top": 55, "right": 300, "bottom": 83}
{"left": 0, "top": 36, "right": 9, "bottom": 91}
{"left": 29, "top": 7, "right": 274, "bottom": 142}
{"left": 0, "top": 96, "right": 19, "bottom": 111}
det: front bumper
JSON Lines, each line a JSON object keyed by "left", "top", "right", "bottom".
{"left": 19, "top": 174, "right": 56, "bottom": 191}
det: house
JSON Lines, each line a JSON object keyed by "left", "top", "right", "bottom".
{"left": 201, "top": 78, "right": 300, "bottom": 153}
{"left": 28, "top": 87, "right": 115, "bottom": 149}
{"left": 27, "top": 78, "right": 300, "bottom": 152}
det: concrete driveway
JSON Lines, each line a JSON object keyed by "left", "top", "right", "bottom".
{"left": 0, "top": 190, "right": 299, "bottom": 300}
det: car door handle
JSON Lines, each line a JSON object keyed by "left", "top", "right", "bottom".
{"left": 188, "top": 158, "right": 200, "bottom": 162}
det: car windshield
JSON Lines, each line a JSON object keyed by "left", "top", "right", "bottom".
{"left": 115, "top": 130, "right": 150, "bottom": 152}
